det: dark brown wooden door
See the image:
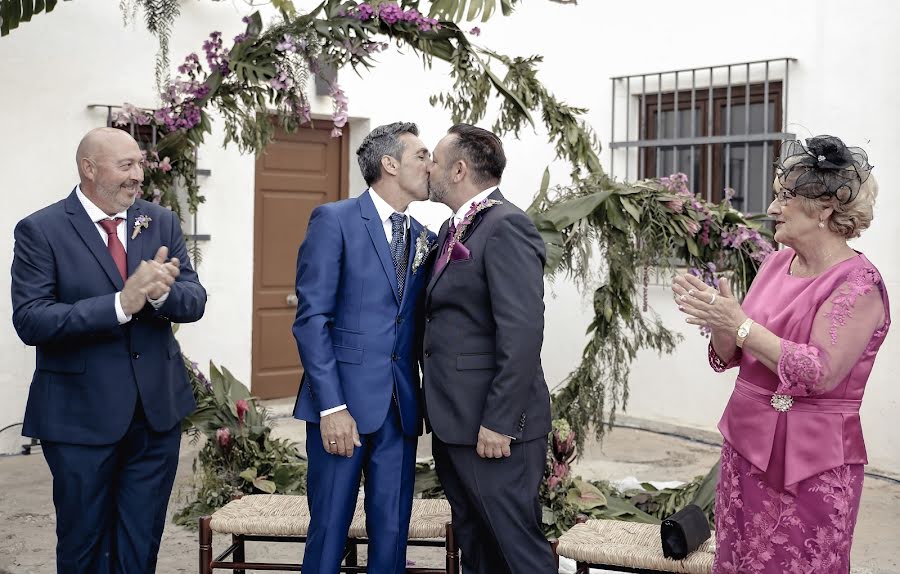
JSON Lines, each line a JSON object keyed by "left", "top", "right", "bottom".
{"left": 251, "top": 123, "right": 349, "bottom": 399}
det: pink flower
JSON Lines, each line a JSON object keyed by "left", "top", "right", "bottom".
{"left": 216, "top": 427, "right": 231, "bottom": 447}
{"left": 236, "top": 399, "right": 249, "bottom": 425}
{"left": 685, "top": 220, "right": 701, "bottom": 235}
{"left": 158, "top": 157, "right": 172, "bottom": 173}
{"left": 547, "top": 475, "right": 561, "bottom": 491}
{"left": 469, "top": 27, "right": 481, "bottom": 36}
{"left": 665, "top": 198, "right": 685, "bottom": 213}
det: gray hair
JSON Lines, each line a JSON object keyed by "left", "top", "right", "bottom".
{"left": 356, "top": 122, "right": 419, "bottom": 186}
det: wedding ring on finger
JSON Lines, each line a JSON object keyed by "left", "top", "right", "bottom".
{"left": 709, "top": 292, "right": 717, "bottom": 305}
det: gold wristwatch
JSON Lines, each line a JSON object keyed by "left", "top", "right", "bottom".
{"left": 736, "top": 318, "right": 754, "bottom": 348}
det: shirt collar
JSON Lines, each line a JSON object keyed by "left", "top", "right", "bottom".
{"left": 368, "top": 187, "right": 409, "bottom": 227}
{"left": 453, "top": 186, "right": 498, "bottom": 226}
{"left": 75, "top": 185, "right": 128, "bottom": 223}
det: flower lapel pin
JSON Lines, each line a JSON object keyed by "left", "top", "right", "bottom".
{"left": 411, "top": 227, "right": 436, "bottom": 274}
{"left": 132, "top": 215, "right": 152, "bottom": 240}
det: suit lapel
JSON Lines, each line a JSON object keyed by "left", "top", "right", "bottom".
{"left": 65, "top": 191, "right": 125, "bottom": 290}
{"left": 399, "top": 218, "right": 422, "bottom": 307}
{"left": 426, "top": 219, "right": 451, "bottom": 296}
{"left": 459, "top": 189, "right": 503, "bottom": 243}
{"left": 126, "top": 202, "right": 147, "bottom": 277}
{"left": 426, "top": 190, "right": 505, "bottom": 297}
{"left": 359, "top": 191, "right": 400, "bottom": 304}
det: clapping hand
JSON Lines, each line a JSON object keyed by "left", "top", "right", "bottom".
{"left": 671, "top": 273, "right": 746, "bottom": 335}
{"left": 120, "top": 246, "right": 180, "bottom": 314}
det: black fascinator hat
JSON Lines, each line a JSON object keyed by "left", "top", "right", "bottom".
{"left": 775, "top": 135, "right": 873, "bottom": 204}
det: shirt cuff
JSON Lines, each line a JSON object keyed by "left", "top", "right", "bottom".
{"left": 320, "top": 404, "right": 348, "bottom": 417}
{"left": 115, "top": 292, "right": 132, "bottom": 325}
{"left": 148, "top": 291, "right": 169, "bottom": 309}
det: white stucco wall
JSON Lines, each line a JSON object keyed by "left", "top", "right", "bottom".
{"left": 1, "top": 0, "right": 898, "bottom": 472}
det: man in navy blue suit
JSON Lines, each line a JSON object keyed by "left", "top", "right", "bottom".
{"left": 292, "top": 122, "right": 436, "bottom": 573}
{"left": 10, "top": 127, "right": 207, "bottom": 573}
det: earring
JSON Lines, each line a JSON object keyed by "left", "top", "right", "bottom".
{"left": 818, "top": 221, "right": 825, "bottom": 229}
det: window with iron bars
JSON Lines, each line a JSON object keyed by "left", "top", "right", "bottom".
{"left": 609, "top": 58, "right": 796, "bottom": 214}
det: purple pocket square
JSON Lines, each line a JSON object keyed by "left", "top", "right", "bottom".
{"left": 449, "top": 241, "right": 471, "bottom": 262}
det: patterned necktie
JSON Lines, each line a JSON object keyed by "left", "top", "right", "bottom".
{"left": 98, "top": 218, "right": 127, "bottom": 281}
{"left": 389, "top": 212, "right": 407, "bottom": 300}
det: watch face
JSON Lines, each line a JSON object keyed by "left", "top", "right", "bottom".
{"left": 738, "top": 326, "right": 750, "bottom": 337}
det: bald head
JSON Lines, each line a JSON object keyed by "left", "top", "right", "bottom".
{"left": 76, "top": 127, "right": 141, "bottom": 179}
{"left": 76, "top": 127, "right": 145, "bottom": 215}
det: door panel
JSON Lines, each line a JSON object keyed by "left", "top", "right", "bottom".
{"left": 252, "top": 123, "right": 349, "bottom": 398}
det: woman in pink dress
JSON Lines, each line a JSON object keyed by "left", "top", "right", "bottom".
{"left": 672, "top": 135, "right": 889, "bottom": 573}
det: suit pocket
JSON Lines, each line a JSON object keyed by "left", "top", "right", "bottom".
{"left": 332, "top": 326, "right": 362, "bottom": 349}
{"left": 38, "top": 355, "right": 86, "bottom": 374}
{"left": 456, "top": 353, "right": 496, "bottom": 371}
{"left": 333, "top": 345, "right": 364, "bottom": 364}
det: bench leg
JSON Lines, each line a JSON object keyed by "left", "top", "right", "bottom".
{"left": 345, "top": 539, "right": 358, "bottom": 567}
{"left": 232, "top": 534, "right": 245, "bottom": 574}
{"left": 575, "top": 562, "right": 590, "bottom": 574}
{"left": 445, "top": 522, "right": 459, "bottom": 574}
{"left": 550, "top": 540, "right": 559, "bottom": 570}
{"left": 199, "top": 516, "right": 213, "bottom": 574}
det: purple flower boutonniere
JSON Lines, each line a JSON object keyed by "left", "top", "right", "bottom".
{"left": 442, "top": 198, "right": 502, "bottom": 265}
{"left": 132, "top": 215, "right": 152, "bottom": 239}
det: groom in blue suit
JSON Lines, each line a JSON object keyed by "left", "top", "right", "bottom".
{"left": 10, "top": 127, "right": 206, "bottom": 573}
{"left": 292, "top": 122, "right": 436, "bottom": 573}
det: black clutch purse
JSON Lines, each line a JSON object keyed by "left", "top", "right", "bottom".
{"left": 660, "top": 504, "right": 711, "bottom": 559}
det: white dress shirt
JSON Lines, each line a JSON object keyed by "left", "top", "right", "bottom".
{"left": 75, "top": 186, "right": 167, "bottom": 325}
{"left": 319, "top": 188, "right": 411, "bottom": 418}
{"left": 451, "top": 186, "right": 498, "bottom": 228}
{"left": 368, "top": 186, "right": 410, "bottom": 243}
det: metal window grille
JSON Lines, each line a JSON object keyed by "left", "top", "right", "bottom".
{"left": 87, "top": 103, "right": 211, "bottom": 246}
{"left": 609, "top": 58, "right": 796, "bottom": 213}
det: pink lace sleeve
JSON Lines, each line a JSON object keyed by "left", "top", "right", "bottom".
{"left": 776, "top": 268, "right": 886, "bottom": 396}
{"left": 709, "top": 341, "right": 741, "bottom": 372}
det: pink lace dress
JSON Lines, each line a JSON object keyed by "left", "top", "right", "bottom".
{"left": 709, "top": 248, "right": 890, "bottom": 574}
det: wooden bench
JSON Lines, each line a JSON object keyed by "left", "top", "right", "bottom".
{"left": 199, "top": 495, "right": 458, "bottom": 573}
{"left": 555, "top": 518, "right": 715, "bottom": 574}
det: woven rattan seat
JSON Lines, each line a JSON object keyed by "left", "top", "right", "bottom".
{"left": 209, "top": 494, "right": 451, "bottom": 539}
{"left": 199, "top": 495, "right": 459, "bottom": 573}
{"left": 555, "top": 519, "right": 715, "bottom": 574}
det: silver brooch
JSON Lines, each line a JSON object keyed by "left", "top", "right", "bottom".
{"left": 770, "top": 393, "right": 794, "bottom": 413}
{"left": 817, "top": 154, "right": 826, "bottom": 162}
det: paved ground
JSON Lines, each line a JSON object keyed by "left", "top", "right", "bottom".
{"left": 1, "top": 406, "right": 897, "bottom": 573}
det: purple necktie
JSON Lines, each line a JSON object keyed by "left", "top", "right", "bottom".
{"left": 434, "top": 219, "right": 457, "bottom": 275}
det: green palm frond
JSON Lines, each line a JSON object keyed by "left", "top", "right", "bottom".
{"left": 427, "top": 0, "right": 520, "bottom": 22}
{"left": 1, "top": 0, "right": 69, "bottom": 37}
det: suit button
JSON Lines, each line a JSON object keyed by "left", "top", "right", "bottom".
{"left": 425, "top": 315, "right": 432, "bottom": 322}
{"left": 132, "top": 352, "right": 140, "bottom": 360}
{"left": 396, "top": 316, "right": 403, "bottom": 324}
{"left": 392, "top": 353, "right": 399, "bottom": 361}
{"left": 424, "top": 350, "right": 431, "bottom": 358}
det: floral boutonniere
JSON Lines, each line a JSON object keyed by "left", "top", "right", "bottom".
{"left": 132, "top": 215, "right": 152, "bottom": 239}
{"left": 411, "top": 227, "right": 436, "bottom": 274}
{"left": 442, "top": 198, "right": 503, "bottom": 264}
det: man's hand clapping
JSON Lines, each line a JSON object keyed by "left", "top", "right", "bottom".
{"left": 120, "top": 246, "right": 180, "bottom": 314}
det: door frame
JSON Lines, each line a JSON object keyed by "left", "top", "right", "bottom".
{"left": 250, "top": 120, "right": 350, "bottom": 398}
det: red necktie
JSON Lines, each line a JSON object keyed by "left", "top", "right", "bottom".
{"left": 98, "top": 218, "right": 127, "bottom": 281}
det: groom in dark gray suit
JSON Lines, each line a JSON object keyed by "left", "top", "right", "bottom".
{"left": 422, "top": 124, "right": 555, "bottom": 574}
